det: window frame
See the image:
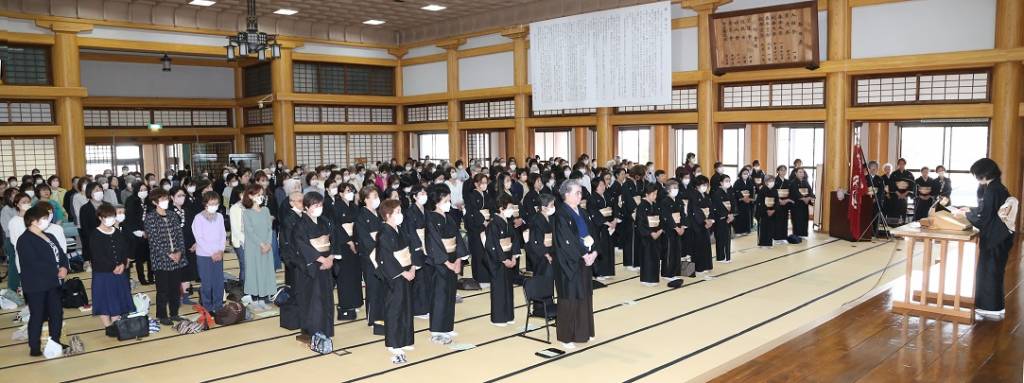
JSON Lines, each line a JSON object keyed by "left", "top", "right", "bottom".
{"left": 0, "top": 100, "right": 55, "bottom": 125}
{"left": 404, "top": 103, "right": 449, "bottom": 123}
{"left": 292, "top": 61, "right": 396, "bottom": 96}
{"left": 896, "top": 120, "right": 990, "bottom": 206}
{"left": 532, "top": 128, "right": 573, "bottom": 161}
{"left": 83, "top": 107, "right": 233, "bottom": 129}
{"left": 461, "top": 98, "right": 516, "bottom": 121}
{"left": 852, "top": 68, "right": 992, "bottom": 107}
{"left": 0, "top": 44, "right": 52, "bottom": 86}
{"left": 616, "top": 126, "right": 652, "bottom": 164}
{"left": 719, "top": 79, "right": 826, "bottom": 111}
{"left": 614, "top": 86, "right": 698, "bottom": 114}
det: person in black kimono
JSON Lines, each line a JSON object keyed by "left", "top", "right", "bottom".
{"left": 355, "top": 185, "right": 385, "bottom": 327}
{"left": 485, "top": 194, "right": 520, "bottom": 326}
{"left": 635, "top": 183, "right": 663, "bottom": 286}
{"left": 331, "top": 183, "right": 362, "bottom": 319}
{"left": 913, "top": 167, "right": 936, "bottom": 221}
{"left": 756, "top": 176, "right": 779, "bottom": 248}
{"left": 961, "top": 159, "right": 1014, "bottom": 319}
{"left": 124, "top": 182, "right": 153, "bottom": 284}
{"left": 772, "top": 166, "right": 793, "bottom": 243}
{"left": 465, "top": 173, "right": 494, "bottom": 287}
{"left": 587, "top": 178, "right": 616, "bottom": 279}
{"left": 79, "top": 182, "right": 104, "bottom": 263}
{"left": 424, "top": 185, "right": 468, "bottom": 344}
{"left": 888, "top": 158, "right": 915, "bottom": 223}
{"left": 712, "top": 175, "right": 735, "bottom": 263}
{"left": 688, "top": 176, "right": 714, "bottom": 277}
{"left": 789, "top": 168, "right": 814, "bottom": 237}
{"left": 376, "top": 199, "right": 415, "bottom": 364}
{"left": 934, "top": 165, "right": 953, "bottom": 200}
{"left": 552, "top": 179, "right": 596, "bottom": 349}
{"left": 733, "top": 167, "right": 755, "bottom": 235}
{"left": 291, "top": 192, "right": 341, "bottom": 346}
{"left": 403, "top": 185, "right": 432, "bottom": 320}
{"left": 659, "top": 180, "right": 686, "bottom": 280}
{"left": 277, "top": 191, "right": 304, "bottom": 330}
{"left": 525, "top": 193, "right": 558, "bottom": 318}
{"left": 866, "top": 161, "right": 887, "bottom": 225}
{"left": 620, "top": 166, "right": 643, "bottom": 271}
{"left": 170, "top": 187, "right": 199, "bottom": 304}
{"left": 750, "top": 160, "right": 766, "bottom": 181}
{"left": 710, "top": 162, "right": 727, "bottom": 194}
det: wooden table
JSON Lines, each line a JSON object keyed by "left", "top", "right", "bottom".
{"left": 890, "top": 223, "right": 979, "bottom": 323}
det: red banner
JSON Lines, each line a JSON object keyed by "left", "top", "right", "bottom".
{"left": 848, "top": 145, "right": 868, "bottom": 240}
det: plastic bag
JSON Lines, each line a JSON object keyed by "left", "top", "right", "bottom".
{"left": 43, "top": 337, "right": 62, "bottom": 359}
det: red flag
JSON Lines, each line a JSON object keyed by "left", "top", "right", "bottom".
{"left": 848, "top": 145, "right": 868, "bottom": 240}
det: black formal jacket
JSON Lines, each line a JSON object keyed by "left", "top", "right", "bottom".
{"left": 17, "top": 231, "right": 70, "bottom": 293}
{"left": 967, "top": 179, "right": 1012, "bottom": 251}
{"left": 553, "top": 202, "right": 593, "bottom": 299}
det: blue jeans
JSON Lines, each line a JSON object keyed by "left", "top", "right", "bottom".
{"left": 196, "top": 256, "right": 225, "bottom": 313}
{"left": 234, "top": 247, "right": 245, "bottom": 282}
{"left": 271, "top": 230, "right": 282, "bottom": 271}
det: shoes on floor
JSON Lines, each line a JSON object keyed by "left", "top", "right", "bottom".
{"left": 158, "top": 317, "right": 173, "bottom": 326}
{"left": 561, "top": 342, "right": 576, "bottom": 350}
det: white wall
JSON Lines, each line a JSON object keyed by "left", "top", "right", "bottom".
{"left": 459, "top": 51, "right": 514, "bottom": 91}
{"left": 81, "top": 25, "right": 227, "bottom": 47}
{"left": 462, "top": 34, "right": 511, "bottom": 50}
{"left": 671, "top": 28, "right": 699, "bottom": 72}
{"left": 402, "top": 61, "right": 447, "bottom": 96}
{"left": 294, "top": 43, "right": 393, "bottom": 59}
{"left": 406, "top": 45, "right": 445, "bottom": 58}
{"left": 851, "top": 0, "right": 996, "bottom": 59}
{"left": 81, "top": 60, "right": 235, "bottom": 98}
{"left": 0, "top": 16, "right": 53, "bottom": 34}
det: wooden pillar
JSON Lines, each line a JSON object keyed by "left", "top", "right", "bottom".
{"left": 232, "top": 66, "right": 246, "bottom": 154}
{"left": 390, "top": 48, "right": 409, "bottom": 162}
{"left": 684, "top": 0, "right": 724, "bottom": 170}
{"left": 42, "top": 21, "right": 91, "bottom": 184}
{"left": 653, "top": 124, "right": 671, "bottom": 170}
{"left": 866, "top": 121, "right": 890, "bottom": 165}
{"left": 991, "top": 0, "right": 1023, "bottom": 201}
{"left": 572, "top": 126, "right": 588, "bottom": 160}
{"left": 439, "top": 39, "right": 466, "bottom": 163}
{"left": 749, "top": 122, "right": 769, "bottom": 166}
{"left": 595, "top": 107, "right": 613, "bottom": 164}
{"left": 271, "top": 40, "right": 301, "bottom": 167}
{"left": 503, "top": 26, "right": 530, "bottom": 162}
{"left": 821, "top": 0, "right": 852, "bottom": 232}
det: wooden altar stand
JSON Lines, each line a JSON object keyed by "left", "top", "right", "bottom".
{"left": 890, "top": 223, "right": 980, "bottom": 323}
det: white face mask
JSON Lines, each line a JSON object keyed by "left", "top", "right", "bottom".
{"left": 716, "top": 167, "right": 724, "bottom": 174}
{"left": 206, "top": 205, "right": 219, "bottom": 213}
{"left": 186, "top": 186, "right": 196, "bottom": 193}
{"left": 103, "top": 217, "right": 116, "bottom": 227}
{"left": 502, "top": 209, "right": 514, "bottom": 219}
{"left": 92, "top": 191, "right": 104, "bottom": 201}
{"left": 694, "top": 171, "right": 702, "bottom": 177}
{"left": 343, "top": 192, "right": 355, "bottom": 202}
{"left": 158, "top": 200, "right": 169, "bottom": 210}
{"left": 668, "top": 189, "right": 679, "bottom": 198}
{"left": 753, "top": 166, "right": 760, "bottom": 171}
{"left": 542, "top": 206, "right": 555, "bottom": 217}
{"left": 547, "top": 180, "right": 555, "bottom": 188}
{"left": 25, "top": 190, "right": 35, "bottom": 198}
{"left": 115, "top": 213, "right": 126, "bottom": 223}
{"left": 698, "top": 185, "right": 708, "bottom": 194}
{"left": 138, "top": 191, "right": 148, "bottom": 199}
{"left": 310, "top": 206, "right": 323, "bottom": 218}
{"left": 327, "top": 187, "right": 338, "bottom": 196}
{"left": 19, "top": 203, "right": 31, "bottom": 212}
{"left": 101, "top": 183, "right": 109, "bottom": 190}
{"left": 682, "top": 178, "right": 690, "bottom": 187}
{"left": 253, "top": 195, "right": 265, "bottom": 205}
{"left": 563, "top": 170, "right": 571, "bottom": 178}
{"left": 230, "top": 181, "right": 239, "bottom": 188}
{"left": 415, "top": 194, "right": 427, "bottom": 205}
{"left": 369, "top": 198, "right": 381, "bottom": 210}
{"left": 161, "top": 184, "right": 171, "bottom": 191}
{"left": 392, "top": 213, "right": 405, "bottom": 225}
{"left": 173, "top": 196, "right": 186, "bottom": 206}
{"left": 439, "top": 201, "right": 452, "bottom": 213}
{"left": 722, "top": 181, "right": 731, "bottom": 189}
{"left": 34, "top": 220, "right": 50, "bottom": 231}
{"left": 766, "top": 182, "right": 775, "bottom": 189}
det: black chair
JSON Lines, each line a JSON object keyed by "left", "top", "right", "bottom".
{"left": 519, "top": 274, "right": 554, "bottom": 344}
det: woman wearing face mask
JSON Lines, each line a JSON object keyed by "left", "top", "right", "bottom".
{"left": 5, "top": 192, "right": 33, "bottom": 291}
{"left": 733, "top": 168, "right": 755, "bottom": 235}
{"left": 521, "top": 174, "right": 545, "bottom": 234}
{"left": 241, "top": 184, "right": 276, "bottom": 310}
{"left": 688, "top": 176, "right": 714, "bottom": 278}
{"left": 222, "top": 174, "right": 239, "bottom": 210}
{"left": 124, "top": 182, "right": 153, "bottom": 285}
{"left": 712, "top": 175, "right": 736, "bottom": 263}
{"left": 444, "top": 168, "right": 465, "bottom": 226}
{"left": 465, "top": 173, "right": 495, "bottom": 288}
{"left": 291, "top": 192, "right": 340, "bottom": 345}
{"left": 756, "top": 175, "right": 779, "bottom": 248}
{"left": 377, "top": 199, "right": 416, "bottom": 363}
{"left": 330, "top": 183, "right": 362, "bottom": 319}
{"left": 72, "top": 178, "right": 90, "bottom": 229}
{"left": 934, "top": 165, "right": 952, "bottom": 200}
{"left": 588, "top": 177, "right": 617, "bottom": 280}
{"left": 403, "top": 185, "right": 433, "bottom": 320}
{"left": 789, "top": 168, "right": 814, "bottom": 238}
{"left": 635, "top": 183, "right": 663, "bottom": 286}
{"left": 33, "top": 184, "right": 65, "bottom": 224}
{"left": 193, "top": 192, "right": 226, "bottom": 314}
{"left": 485, "top": 194, "right": 521, "bottom": 326}
{"left": 356, "top": 185, "right": 386, "bottom": 326}
{"left": 17, "top": 204, "right": 70, "bottom": 357}
{"left": 143, "top": 189, "right": 187, "bottom": 326}
{"left": 79, "top": 182, "right": 106, "bottom": 265}
{"left": 618, "top": 166, "right": 643, "bottom": 271}
{"left": 772, "top": 165, "right": 793, "bottom": 244}
{"left": 659, "top": 180, "right": 687, "bottom": 280}
{"left": 424, "top": 185, "right": 467, "bottom": 343}
{"left": 89, "top": 203, "right": 134, "bottom": 329}
{"left": 525, "top": 193, "right": 559, "bottom": 318}
{"left": 46, "top": 176, "right": 66, "bottom": 211}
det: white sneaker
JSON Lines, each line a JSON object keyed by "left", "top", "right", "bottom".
{"left": 402, "top": 345, "right": 415, "bottom": 351}
{"left": 703, "top": 274, "right": 715, "bottom": 281}
{"left": 976, "top": 308, "right": 1005, "bottom": 319}
{"left": 506, "top": 320, "right": 515, "bottom": 325}
{"left": 447, "top": 331, "right": 459, "bottom": 337}
{"left": 562, "top": 342, "right": 576, "bottom": 349}
{"left": 641, "top": 282, "right": 657, "bottom": 287}
{"left": 491, "top": 322, "right": 507, "bottom": 327}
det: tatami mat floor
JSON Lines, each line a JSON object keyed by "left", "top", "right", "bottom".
{"left": 0, "top": 231, "right": 932, "bottom": 383}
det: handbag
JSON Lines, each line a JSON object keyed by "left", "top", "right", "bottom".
{"left": 215, "top": 301, "right": 245, "bottom": 326}
{"left": 112, "top": 315, "right": 150, "bottom": 341}
{"left": 310, "top": 332, "right": 333, "bottom": 354}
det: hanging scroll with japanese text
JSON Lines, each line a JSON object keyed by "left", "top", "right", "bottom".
{"left": 710, "top": 1, "right": 820, "bottom": 75}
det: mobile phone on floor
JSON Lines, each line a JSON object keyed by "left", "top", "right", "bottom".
{"left": 535, "top": 348, "right": 566, "bottom": 358}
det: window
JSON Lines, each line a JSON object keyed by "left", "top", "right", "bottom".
{"left": 617, "top": 127, "right": 651, "bottom": 163}
{"left": 190, "top": 142, "right": 234, "bottom": 177}
{"left": 246, "top": 135, "right": 264, "bottom": 154}
{"left": 616, "top": 87, "right": 697, "bottom": 113}
{"left": 405, "top": 103, "right": 449, "bottom": 123}
{"left": 243, "top": 63, "right": 272, "bottom": 97}
{"left": 292, "top": 62, "right": 395, "bottom": 96}
{"left": 296, "top": 134, "right": 392, "bottom": 167}
{"left": 775, "top": 124, "right": 824, "bottom": 186}
{"left": 721, "top": 80, "right": 825, "bottom": 110}
{"left": 721, "top": 126, "right": 745, "bottom": 177}
{"left": 0, "top": 101, "right": 54, "bottom": 124}
{"left": 897, "top": 120, "right": 989, "bottom": 206}
{"left": 462, "top": 98, "right": 515, "bottom": 120}
{"left": 673, "top": 125, "right": 698, "bottom": 166}
{"left": 534, "top": 130, "right": 572, "bottom": 161}
{"left": 84, "top": 108, "right": 231, "bottom": 129}
{"left": 416, "top": 132, "right": 449, "bottom": 162}
{"left": 1, "top": 45, "right": 50, "bottom": 85}
{"left": 467, "top": 132, "right": 491, "bottom": 167}
{"left": 348, "top": 133, "right": 393, "bottom": 164}
{"left": 292, "top": 105, "right": 394, "bottom": 124}
{"left": 0, "top": 137, "right": 57, "bottom": 178}
{"left": 245, "top": 107, "right": 274, "bottom": 126}
{"left": 854, "top": 70, "right": 990, "bottom": 106}
{"left": 530, "top": 97, "right": 597, "bottom": 116}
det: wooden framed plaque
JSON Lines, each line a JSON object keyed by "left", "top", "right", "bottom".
{"left": 710, "top": 1, "right": 820, "bottom": 74}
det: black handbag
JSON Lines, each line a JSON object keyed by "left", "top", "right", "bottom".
{"left": 112, "top": 315, "right": 150, "bottom": 341}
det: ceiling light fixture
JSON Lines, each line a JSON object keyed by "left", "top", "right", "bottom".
{"left": 225, "top": 0, "right": 282, "bottom": 61}
{"left": 363, "top": 19, "right": 386, "bottom": 25}
{"left": 189, "top": 0, "right": 216, "bottom": 6}
{"left": 273, "top": 8, "right": 298, "bottom": 15}
{"left": 421, "top": 4, "right": 446, "bottom": 11}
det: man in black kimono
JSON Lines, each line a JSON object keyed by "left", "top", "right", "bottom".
{"left": 553, "top": 179, "right": 596, "bottom": 349}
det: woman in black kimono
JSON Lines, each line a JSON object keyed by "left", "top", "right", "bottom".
{"left": 465, "top": 173, "right": 494, "bottom": 287}
{"left": 355, "top": 185, "right": 385, "bottom": 327}
{"left": 587, "top": 177, "right": 616, "bottom": 279}
{"left": 688, "top": 176, "right": 714, "bottom": 277}
{"left": 124, "top": 182, "right": 153, "bottom": 284}
{"left": 525, "top": 193, "right": 558, "bottom": 317}
{"left": 888, "top": 158, "right": 915, "bottom": 223}
{"left": 635, "top": 183, "right": 663, "bottom": 286}
{"left": 521, "top": 174, "right": 545, "bottom": 273}
{"left": 712, "top": 175, "right": 735, "bottom": 263}
{"left": 376, "top": 199, "right": 415, "bottom": 364}
{"left": 912, "top": 167, "right": 936, "bottom": 221}
{"left": 659, "top": 180, "right": 686, "bottom": 280}
{"left": 756, "top": 175, "right": 779, "bottom": 248}
{"left": 403, "top": 185, "right": 432, "bottom": 319}
{"left": 620, "top": 166, "right": 643, "bottom": 271}
{"left": 424, "top": 185, "right": 468, "bottom": 344}
{"left": 290, "top": 192, "right": 341, "bottom": 346}
{"left": 962, "top": 158, "right": 1013, "bottom": 319}
{"left": 331, "top": 183, "right": 362, "bottom": 319}
{"left": 485, "top": 194, "right": 520, "bottom": 326}
{"left": 934, "top": 165, "right": 953, "bottom": 200}
{"left": 789, "top": 168, "right": 814, "bottom": 237}
{"left": 733, "top": 167, "right": 755, "bottom": 235}
{"left": 772, "top": 166, "right": 793, "bottom": 243}
{"left": 552, "top": 179, "right": 596, "bottom": 349}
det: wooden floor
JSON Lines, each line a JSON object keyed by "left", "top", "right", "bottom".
{"left": 4, "top": 231, "right": 1016, "bottom": 382}
{"left": 713, "top": 241, "right": 1024, "bottom": 383}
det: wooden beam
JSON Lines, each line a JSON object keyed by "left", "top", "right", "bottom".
{"left": 77, "top": 37, "right": 224, "bottom": 56}
{"left": 456, "top": 43, "right": 514, "bottom": 59}
{"left": 716, "top": 108, "right": 827, "bottom": 122}
{"left": 293, "top": 124, "right": 399, "bottom": 133}
{"left": 0, "top": 125, "right": 61, "bottom": 136}
{"left": 401, "top": 93, "right": 450, "bottom": 105}
{"left": 277, "top": 93, "right": 400, "bottom": 104}
{"left": 748, "top": 123, "right": 770, "bottom": 166}
{"left": 459, "top": 119, "right": 515, "bottom": 130}
{"left": 609, "top": 112, "right": 698, "bottom": 125}
{"left": 526, "top": 116, "right": 599, "bottom": 128}
{"left": 83, "top": 97, "right": 236, "bottom": 108}
{"left": 456, "top": 86, "right": 520, "bottom": 101}
{"left": 79, "top": 52, "right": 235, "bottom": 68}
{"left": 0, "top": 31, "right": 54, "bottom": 45}
{"left": 402, "top": 53, "right": 448, "bottom": 66}
{"left": 0, "top": 86, "right": 88, "bottom": 98}
{"left": 84, "top": 128, "right": 238, "bottom": 138}
{"left": 399, "top": 122, "right": 449, "bottom": 132}
{"left": 846, "top": 104, "right": 993, "bottom": 120}
{"left": 990, "top": 0, "right": 1024, "bottom": 201}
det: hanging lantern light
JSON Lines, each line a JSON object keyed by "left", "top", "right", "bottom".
{"left": 161, "top": 53, "right": 172, "bottom": 72}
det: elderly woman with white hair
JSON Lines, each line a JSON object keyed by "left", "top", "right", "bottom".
{"left": 553, "top": 179, "right": 597, "bottom": 349}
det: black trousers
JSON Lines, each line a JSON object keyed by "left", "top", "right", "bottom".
{"left": 975, "top": 237, "right": 1014, "bottom": 312}
{"left": 154, "top": 268, "right": 182, "bottom": 319}
{"left": 714, "top": 222, "right": 732, "bottom": 261}
{"left": 25, "top": 287, "right": 63, "bottom": 353}
{"left": 132, "top": 237, "right": 154, "bottom": 283}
